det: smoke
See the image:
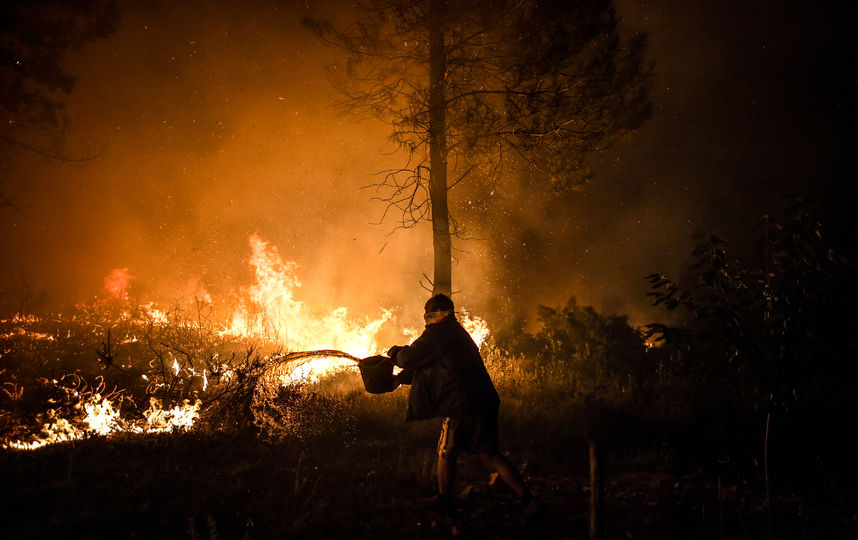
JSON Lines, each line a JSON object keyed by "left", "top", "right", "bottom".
{"left": 1, "top": 0, "right": 852, "bottom": 338}
{"left": 0, "top": 0, "right": 430, "bottom": 323}
{"left": 103, "top": 268, "right": 134, "bottom": 299}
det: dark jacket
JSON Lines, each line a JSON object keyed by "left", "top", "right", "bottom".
{"left": 393, "top": 317, "right": 499, "bottom": 421}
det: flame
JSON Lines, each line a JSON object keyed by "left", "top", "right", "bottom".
{"left": 82, "top": 393, "right": 122, "bottom": 436}
{"left": 143, "top": 302, "right": 170, "bottom": 325}
{"left": 277, "top": 358, "right": 358, "bottom": 385}
{"left": 224, "top": 234, "right": 396, "bottom": 383}
{"left": 2, "top": 234, "right": 494, "bottom": 449}
{"left": 0, "top": 326, "right": 55, "bottom": 341}
{"left": 143, "top": 398, "right": 201, "bottom": 432}
{"left": 460, "top": 310, "right": 489, "bottom": 348}
{"left": 183, "top": 276, "right": 212, "bottom": 304}
{"left": 103, "top": 268, "right": 134, "bottom": 300}
{"left": 3, "top": 394, "right": 201, "bottom": 450}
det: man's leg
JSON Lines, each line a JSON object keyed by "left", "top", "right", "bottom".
{"left": 480, "top": 453, "right": 543, "bottom": 522}
{"left": 425, "top": 418, "right": 457, "bottom": 513}
{"left": 438, "top": 452, "right": 457, "bottom": 496}
{"left": 479, "top": 453, "right": 527, "bottom": 497}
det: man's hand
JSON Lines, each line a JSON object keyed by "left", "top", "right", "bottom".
{"left": 387, "top": 345, "right": 403, "bottom": 360}
{"left": 393, "top": 369, "right": 412, "bottom": 386}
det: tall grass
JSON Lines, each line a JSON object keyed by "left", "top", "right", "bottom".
{"left": 2, "top": 303, "right": 687, "bottom": 478}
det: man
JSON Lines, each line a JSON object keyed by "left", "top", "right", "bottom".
{"left": 387, "top": 293, "right": 541, "bottom": 519}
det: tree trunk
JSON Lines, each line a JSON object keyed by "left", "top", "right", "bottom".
{"left": 589, "top": 439, "right": 603, "bottom": 540}
{"left": 765, "top": 411, "right": 772, "bottom": 536}
{"left": 428, "top": 0, "right": 451, "bottom": 297}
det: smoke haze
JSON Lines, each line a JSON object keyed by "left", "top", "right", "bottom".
{"left": 1, "top": 0, "right": 853, "bottom": 334}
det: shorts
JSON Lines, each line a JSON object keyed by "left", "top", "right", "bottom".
{"left": 437, "top": 416, "right": 500, "bottom": 459}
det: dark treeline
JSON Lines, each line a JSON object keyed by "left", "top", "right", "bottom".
{"left": 495, "top": 195, "right": 857, "bottom": 498}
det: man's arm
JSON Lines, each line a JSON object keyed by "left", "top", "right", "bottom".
{"left": 389, "top": 328, "right": 442, "bottom": 371}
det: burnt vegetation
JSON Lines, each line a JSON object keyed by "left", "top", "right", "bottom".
{"left": 1, "top": 198, "right": 855, "bottom": 538}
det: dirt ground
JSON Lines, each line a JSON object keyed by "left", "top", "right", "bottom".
{"left": 2, "top": 432, "right": 856, "bottom": 539}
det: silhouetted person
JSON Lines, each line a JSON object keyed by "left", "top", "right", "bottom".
{"left": 388, "top": 293, "right": 541, "bottom": 520}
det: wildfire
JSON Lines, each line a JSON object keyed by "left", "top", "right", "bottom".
{"left": 3, "top": 394, "right": 201, "bottom": 450}
{"left": 222, "top": 234, "right": 489, "bottom": 384}
{"left": 143, "top": 302, "right": 170, "bottom": 325}
{"left": 143, "top": 398, "right": 201, "bottom": 433}
{"left": 460, "top": 310, "right": 489, "bottom": 348}
{"left": 1, "top": 234, "right": 493, "bottom": 450}
{"left": 0, "top": 326, "right": 55, "bottom": 342}
{"left": 223, "top": 234, "right": 398, "bottom": 383}
{"left": 182, "top": 276, "right": 213, "bottom": 304}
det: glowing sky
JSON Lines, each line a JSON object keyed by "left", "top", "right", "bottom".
{"left": 1, "top": 0, "right": 853, "bottom": 331}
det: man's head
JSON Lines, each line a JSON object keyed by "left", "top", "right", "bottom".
{"left": 424, "top": 293, "right": 454, "bottom": 324}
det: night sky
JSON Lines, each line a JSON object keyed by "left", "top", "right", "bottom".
{"left": 1, "top": 0, "right": 855, "bottom": 331}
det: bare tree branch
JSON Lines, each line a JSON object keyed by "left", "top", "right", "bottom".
{"left": 305, "top": 0, "right": 651, "bottom": 293}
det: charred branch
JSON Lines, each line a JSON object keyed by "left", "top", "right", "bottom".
{"left": 95, "top": 328, "right": 118, "bottom": 369}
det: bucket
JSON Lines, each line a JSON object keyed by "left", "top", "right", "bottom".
{"left": 358, "top": 355, "right": 395, "bottom": 394}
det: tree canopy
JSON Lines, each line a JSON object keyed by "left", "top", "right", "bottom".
{"left": 304, "top": 0, "right": 651, "bottom": 295}
{"left": 0, "top": 0, "right": 118, "bottom": 163}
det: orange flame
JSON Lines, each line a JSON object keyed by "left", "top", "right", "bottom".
{"left": 460, "top": 310, "right": 489, "bottom": 348}
{"left": 3, "top": 235, "right": 493, "bottom": 449}
{"left": 3, "top": 394, "right": 201, "bottom": 450}
{"left": 224, "top": 234, "right": 399, "bottom": 383}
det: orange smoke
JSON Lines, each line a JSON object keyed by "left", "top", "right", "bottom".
{"left": 182, "top": 276, "right": 212, "bottom": 304}
{"left": 103, "top": 268, "right": 134, "bottom": 300}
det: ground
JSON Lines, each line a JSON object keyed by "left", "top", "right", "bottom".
{"left": 2, "top": 431, "right": 855, "bottom": 539}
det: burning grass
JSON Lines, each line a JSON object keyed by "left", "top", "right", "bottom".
{"left": 1, "top": 306, "right": 225, "bottom": 447}
{"left": 2, "top": 234, "right": 855, "bottom": 536}
{"left": 0, "top": 238, "right": 495, "bottom": 450}
{"left": 0, "top": 299, "right": 658, "bottom": 458}
{"left": 0, "top": 305, "right": 389, "bottom": 449}
{"left": 2, "top": 306, "right": 856, "bottom": 538}
{"left": 0, "top": 234, "right": 412, "bottom": 449}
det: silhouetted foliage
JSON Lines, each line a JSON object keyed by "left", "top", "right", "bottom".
{"left": 304, "top": 0, "right": 651, "bottom": 294}
{"left": 646, "top": 196, "right": 858, "bottom": 484}
{"left": 493, "top": 296, "right": 681, "bottom": 478}
{"left": 0, "top": 0, "right": 118, "bottom": 183}
{"left": 0, "top": 0, "right": 118, "bottom": 129}
{"left": 533, "top": 298, "right": 656, "bottom": 396}
{"left": 647, "top": 198, "right": 855, "bottom": 410}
